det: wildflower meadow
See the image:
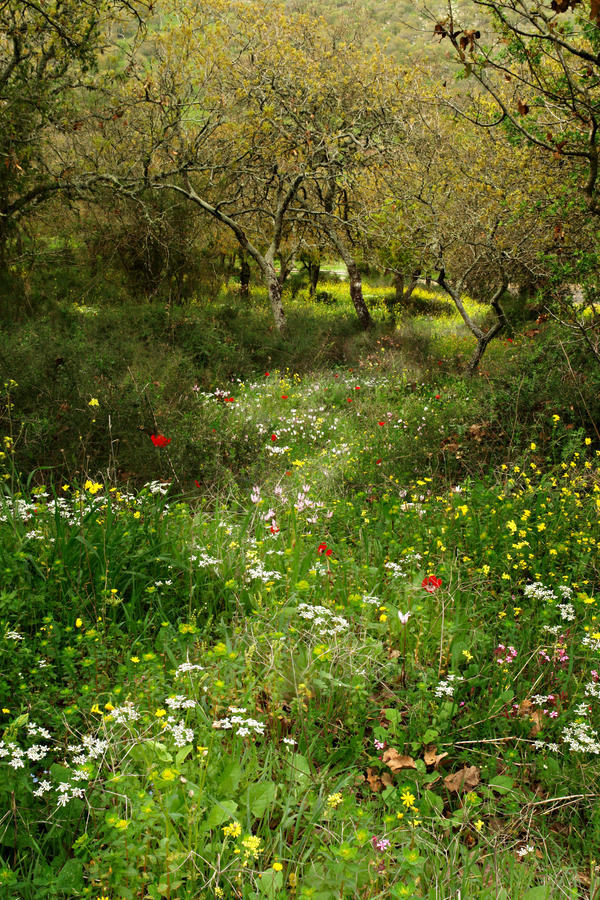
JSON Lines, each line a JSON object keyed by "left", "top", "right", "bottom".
{"left": 2, "top": 282, "right": 600, "bottom": 899}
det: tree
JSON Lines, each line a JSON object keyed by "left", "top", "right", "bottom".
{"left": 430, "top": 0, "right": 600, "bottom": 217}
{"left": 86, "top": 0, "right": 402, "bottom": 332}
{"left": 0, "top": 0, "right": 149, "bottom": 268}
{"left": 375, "top": 84, "right": 572, "bottom": 372}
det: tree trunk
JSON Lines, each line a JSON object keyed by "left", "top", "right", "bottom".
{"left": 348, "top": 261, "right": 372, "bottom": 329}
{"left": 394, "top": 272, "right": 405, "bottom": 304}
{"left": 266, "top": 266, "right": 287, "bottom": 333}
{"left": 308, "top": 261, "right": 320, "bottom": 296}
{"left": 239, "top": 253, "right": 250, "bottom": 297}
{"left": 466, "top": 337, "right": 490, "bottom": 375}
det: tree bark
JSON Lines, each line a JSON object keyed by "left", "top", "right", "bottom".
{"left": 327, "top": 225, "right": 373, "bottom": 328}
{"left": 394, "top": 272, "right": 405, "bottom": 304}
{"left": 266, "top": 267, "right": 286, "bottom": 333}
{"left": 347, "top": 259, "right": 373, "bottom": 329}
{"left": 438, "top": 269, "right": 508, "bottom": 375}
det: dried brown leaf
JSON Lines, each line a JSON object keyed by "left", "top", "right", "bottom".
{"left": 382, "top": 748, "right": 417, "bottom": 773}
{"left": 444, "top": 765, "right": 480, "bottom": 793}
{"left": 366, "top": 767, "right": 382, "bottom": 793}
{"left": 424, "top": 744, "right": 449, "bottom": 769}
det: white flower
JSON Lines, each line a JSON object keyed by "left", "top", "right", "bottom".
{"left": 398, "top": 611, "right": 411, "bottom": 625}
{"left": 175, "top": 662, "right": 204, "bottom": 677}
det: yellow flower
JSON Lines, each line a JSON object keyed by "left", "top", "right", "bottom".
{"left": 155, "top": 708, "right": 167, "bottom": 718}
{"left": 474, "top": 819, "right": 484, "bottom": 831}
{"left": 462, "top": 650, "right": 473, "bottom": 662}
{"left": 272, "top": 862, "right": 283, "bottom": 872}
{"left": 88, "top": 398, "right": 99, "bottom": 407}
{"left": 400, "top": 787, "right": 416, "bottom": 808}
{"left": 327, "top": 792, "right": 343, "bottom": 809}
{"left": 75, "top": 618, "right": 83, "bottom": 628}
{"left": 222, "top": 821, "right": 242, "bottom": 838}
{"left": 130, "top": 656, "right": 140, "bottom": 663}
{"left": 241, "top": 834, "right": 263, "bottom": 860}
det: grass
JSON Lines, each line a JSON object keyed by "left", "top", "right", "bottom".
{"left": 1, "top": 276, "right": 600, "bottom": 898}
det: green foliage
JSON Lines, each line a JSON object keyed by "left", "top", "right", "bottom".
{"left": 2, "top": 284, "right": 600, "bottom": 896}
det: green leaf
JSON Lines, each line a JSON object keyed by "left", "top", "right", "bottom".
{"left": 175, "top": 744, "right": 193, "bottom": 767}
{"left": 488, "top": 775, "right": 515, "bottom": 795}
{"left": 258, "top": 868, "right": 284, "bottom": 898}
{"left": 220, "top": 761, "right": 243, "bottom": 795}
{"left": 205, "top": 800, "right": 238, "bottom": 829}
{"left": 287, "top": 753, "right": 311, "bottom": 787}
{"left": 248, "top": 781, "right": 277, "bottom": 817}
{"left": 422, "top": 789, "right": 444, "bottom": 814}
{"left": 55, "top": 858, "right": 84, "bottom": 892}
{"left": 521, "top": 887, "right": 552, "bottom": 900}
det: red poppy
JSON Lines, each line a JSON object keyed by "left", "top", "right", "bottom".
{"left": 150, "top": 433, "right": 171, "bottom": 447}
{"left": 355, "top": 386, "right": 360, "bottom": 391}
{"left": 264, "top": 371, "right": 270, "bottom": 377}
{"left": 317, "top": 542, "right": 332, "bottom": 556}
{"left": 435, "top": 394, "right": 441, "bottom": 399}
{"left": 271, "top": 434, "right": 277, "bottom": 441}
{"left": 422, "top": 575, "right": 442, "bottom": 593}
{"left": 270, "top": 525, "right": 279, "bottom": 534}
{"left": 195, "top": 479, "right": 201, "bottom": 488}
{"left": 224, "top": 397, "right": 235, "bottom": 402}
{"left": 281, "top": 395, "right": 288, "bottom": 399}
{"left": 347, "top": 398, "right": 353, "bottom": 403}
{"left": 376, "top": 459, "right": 382, "bottom": 465}
{"left": 378, "top": 421, "right": 385, "bottom": 426}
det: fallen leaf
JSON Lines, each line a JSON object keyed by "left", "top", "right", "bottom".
{"left": 366, "top": 767, "right": 382, "bottom": 792}
{"left": 444, "top": 765, "right": 480, "bottom": 793}
{"left": 382, "top": 748, "right": 417, "bottom": 773}
{"left": 518, "top": 699, "right": 546, "bottom": 735}
{"left": 424, "top": 744, "right": 449, "bottom": 769}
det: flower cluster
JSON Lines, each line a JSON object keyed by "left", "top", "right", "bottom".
{"left": 296, "top": 603, "right": 349, "bottom": 638}
{"left": 434, "top": 673, "right": 463, "bottom": 699}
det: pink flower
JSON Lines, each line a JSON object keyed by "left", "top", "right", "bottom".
{"left": 371, "top": 836, "right": 391, "bottom": 852}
